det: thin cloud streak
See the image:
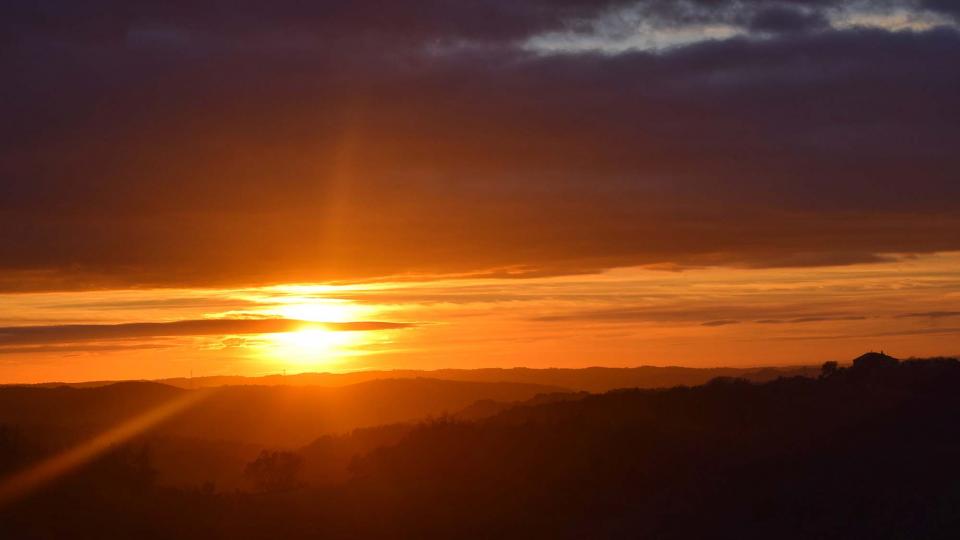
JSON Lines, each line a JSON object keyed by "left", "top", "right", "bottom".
{"left": 0, "top": 343, "right": 173, "bottom": 356}
{"left": 763, "top": 327, "right": 960, "bottom": 341}
{"left": 0, "top": 319, "right": 415, "bottom": 347}
{"left": 895, "top": 311, "right": 960, "bottom": 319}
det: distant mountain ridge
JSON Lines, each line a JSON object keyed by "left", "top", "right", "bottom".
{"left": 14, "top": 364, "right": 821, "bottom": 393}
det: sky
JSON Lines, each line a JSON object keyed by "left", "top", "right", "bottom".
{"left": 2, "top": 0, "right": 959, "bottom": 382}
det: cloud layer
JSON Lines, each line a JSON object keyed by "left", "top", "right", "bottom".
{"left": 1, "top": 254, "right": 958, "bottom": 379}
{"left": 2, "top": 0, "right": 959, "bottom": 290}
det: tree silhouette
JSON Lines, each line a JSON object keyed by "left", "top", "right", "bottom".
{"left": 244, "top": 450, "right": 303, "bottom": 493}
{"left": 820, "top": 360, "right": 839, "bottom": 378}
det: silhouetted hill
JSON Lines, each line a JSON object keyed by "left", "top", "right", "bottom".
{"left": 452, "top": 391, "right": 589, "bottom": 421}
{"left": 299, "top": 423, "right": 415, "bottom": 485}
{"left": 0, "top": 378, "right": 563, "bottom": 448}
{"left": 164, "top": 378, "right": 566, "bottom": 446}
{"left": 14, "top": 364, "right": 820, "bottom": 393}
{"left": 2, "top": 354, "right": 958, "bottom": 539}
{"left": 161, "top": 365, "right": 820, "bottom": 392}
{"left": 340, "top": 355, "right": 960, "bottom": 538}
{"left": 296, "top": 391, "right": 591, "bottom": 486}
{"left": 0, "top": 381, "right": 183, "bottom": 442}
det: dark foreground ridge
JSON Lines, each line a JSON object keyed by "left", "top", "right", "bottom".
{"left": 1, "top": 354, "right": 959, "bottom": 539}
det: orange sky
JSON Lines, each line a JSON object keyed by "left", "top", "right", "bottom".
{"left": 3, "top": 1, "right": 960, "bottom": 383}
{"left": 2, "top": 252, "right": 958, "bottom": 383}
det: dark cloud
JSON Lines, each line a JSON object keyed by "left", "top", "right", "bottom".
{"left": 747, "top": 6, "right": 830, "bottom": 34}
{"left": 923, "top": 0, "right": 960, "bottom": 20}
{"left": 2, "top": 1, "right": 959, "bottom": 291}
{"left": 0, "top": 0, "right": 631, "bottom": 47}
{"left": 0, "top": 319, "right": 414, "bottom": 347}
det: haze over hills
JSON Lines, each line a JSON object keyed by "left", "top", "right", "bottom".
{"left": 0, "top": 362, "right": 823, "bottom": 492}
{"left": 0, "top": 356, "right": 882, "bottom": 494}
{"left": 16, "top": 364, "right": 822, "bottom": 393}
{"left": 0, "top": 376, "right": 569, "bottom": 490}
{"left": 0, "top": 378, "right": 563, "bottom": 447}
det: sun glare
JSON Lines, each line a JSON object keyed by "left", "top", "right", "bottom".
{"left": 274, "top": 299, "right": 361, "bottom": 322}
{"left": 266, "top": 325, "right": 362, "bottom": 369}
{"left": 261, "top": 299, "right": 375, "bottom": 370}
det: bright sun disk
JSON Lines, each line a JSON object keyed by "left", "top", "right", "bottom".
{"left": 262, "top": 300, "right": 373, "bottom": 369}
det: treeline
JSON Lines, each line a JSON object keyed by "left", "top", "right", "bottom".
{"left": 2, "top": 355, "right": 959, "bottom": 538}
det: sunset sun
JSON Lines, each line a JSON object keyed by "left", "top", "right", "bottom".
{"left": 267, "top": 326, "right": 359, "bottom": 368}
{"left": 259, "top": 300, "right": 375, "bottom": 368}
{"left": 274, "top": 300, "right": 361, "bottom": 323}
